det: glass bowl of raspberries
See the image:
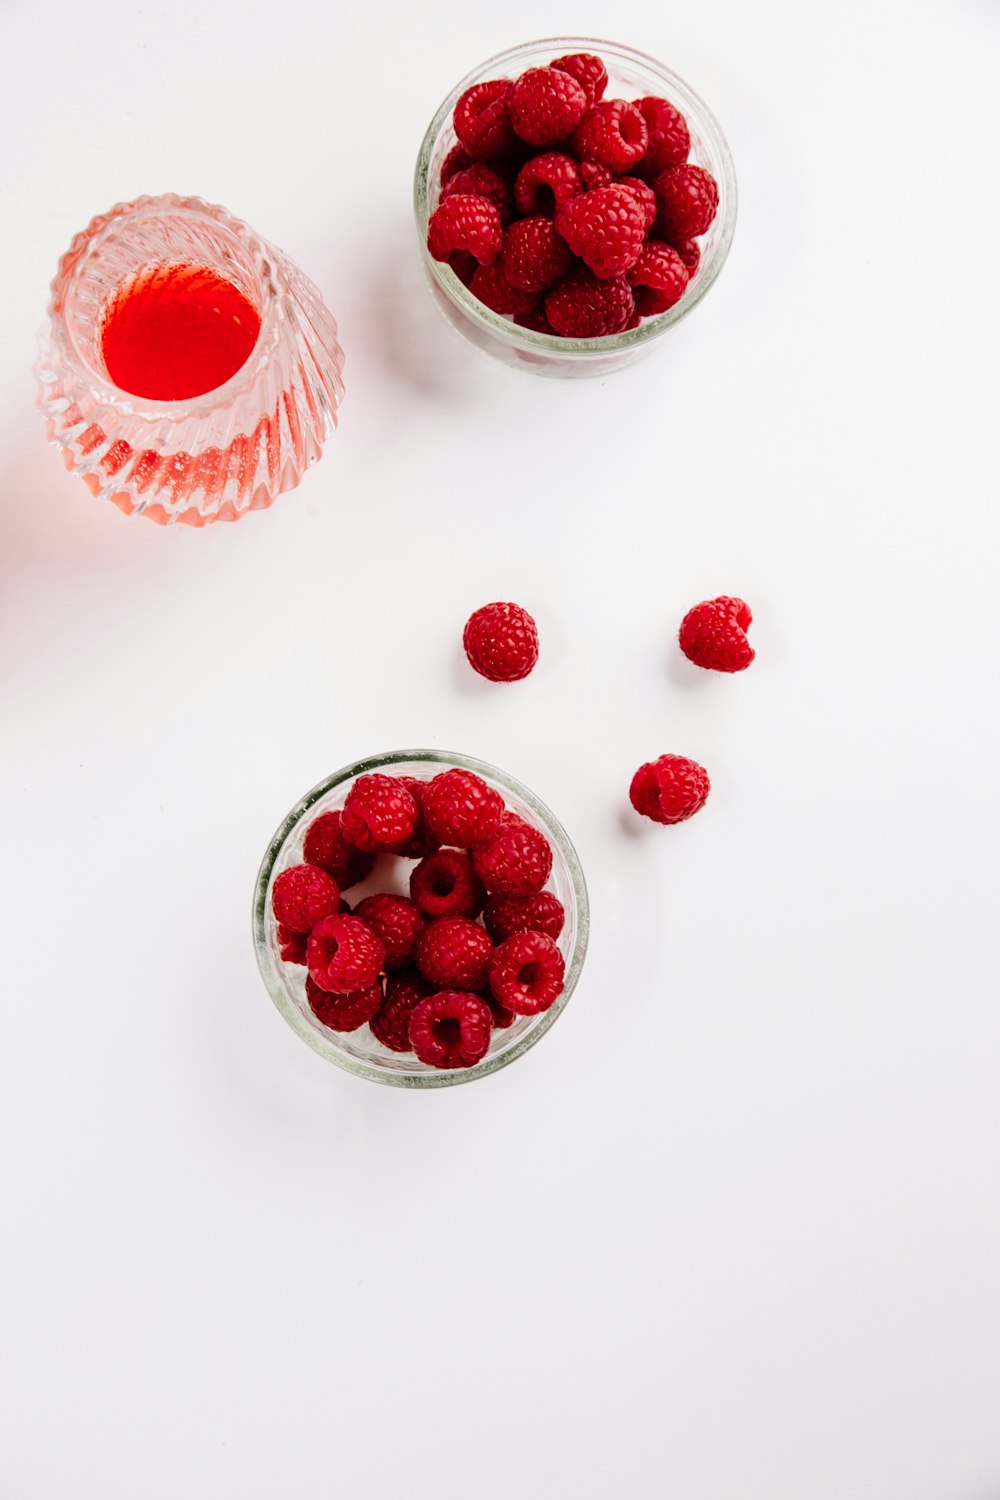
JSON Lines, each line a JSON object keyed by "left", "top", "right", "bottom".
{"left": 414, "top": 37, "right": 736, "bottom": 377}
{"left": 252, "top": 750, "right": 589, "bottom": 1087}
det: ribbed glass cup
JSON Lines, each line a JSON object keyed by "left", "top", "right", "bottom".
{"left": 36, "top": 194, "right": 345, "bottom": 525}
{"left": 252, "top": 750, "right": 589, "bottom": 1088}
{"left": 414, "top": 37, "right": 737, "bottom": 378}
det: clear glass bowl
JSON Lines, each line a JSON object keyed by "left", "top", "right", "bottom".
{"left": 252, "top": 750, "right": 589, "bottom": 1088}
{"left": 414, "top": 37, "right": 737, "bottom": 378}
{"left": 36, "top": 194, "right": 345, "bottom": 525}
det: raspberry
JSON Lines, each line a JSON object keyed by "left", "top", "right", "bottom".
{"left": 483, "top": 890, "right": 565, "bottom": 943}
{"left": 555, "top": 185, "right": 645, "bottom": 278}
{"left": 306, "top": 973, "right": 383, "bottom": 1033}
{"left": 463, "top": 601, "right": 539, "bottom": 682}
{"left": 514, "top": 152, "right": 582, "bottom": 217}
{"left": 473, "top": 819, "right": 553, "bottom": 897}
{"left": 514, "top": 307, "right": 557, "bottom": 334}
{"left": 340, "top": 774, "right": 419, "bottom": 853}
{"left": 410, "top": 849, "right": 484, "bottom": 919}
{"left": 427, "top": 194, "right": 502, "bottom": 268}
{"left": 678, "top": 596, "right": 755, "bottom": 672}
{"left": 489, "top": 929, "right": 565, "bottom": 1015}
{"left": 306, "top": 913, "right": 385, "bottom": 994}
{"left": 448, "top": 251, "right": 477, "bottom": 286}
{"left": 573, "top": 100, "right": 648, "bottom": 172}
{"left": 653, "top": 164, "right": 719, "bottom": 241}
{"left": 415, "top": 917, "right": 494, "bottom": 991}
{"left": 635, "top": 96, "right": 691, "bottom": 175}
{"left": 627, "top": 241, "right": 690, "bottom": 313}
{"left": 271, "top": 863, "right": 340, "bottom": 933}
{"left": 550, "top": 51, "right": 608, "bottom": 108}
{"left": 277, "top": 924, "right": 308, "bottom": 964}
{"left": 408, "top": 991, "right": 493, "bottom": 1069}
{"left": 509, "top": 67, "right": 588, "bottom": 147}
{"left": 469, "top": 262, "right": 539, "bottom": 316}
{"left": 630, "top": 755, "right": 710, "bottom": 825}
{"left": 579, "top": 160, "right": 612, "bottom": 190}
{"left": 396, "top": 775, "right": 442, "bottom": 859}
{"left": 369, "top": 972, "right": 430, "bottom": 1052}
{"left": 484, "top": 991, "right": 516, "bottom": 1030}
{"left": 674, "top": 238, "right": 701, "bottom": 277}
{"left": 615, "top": 176, "right": 657, "bottom": 233}
{"left": 453, "top": 79, "right": 516, "bottom": 159}
{"left": 545, "top": 267, "right": 634, "bottom": 337}
{"left": 302, "top": 810, "right": 376, "bottom": 890}
{"left": 439, "top": 143, "right": 472, "bottom": 188}
{"left": 421, "top": 767, "right": 504, "bottom": 847}
{"left": 442, "top": 162, "right": 514, "bottom": 226}
{"left": 624, "top": 308, "right": 642, "bottom": 330}
{"left": 499, "top": 216, "right": 572, "bottom": 293}
{"left": 354, "top": 894, "right": 425, "bottom": 969}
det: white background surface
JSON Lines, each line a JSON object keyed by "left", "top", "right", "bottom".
{"left": 1, "top": 1, "right": 999, "bottom": 1495}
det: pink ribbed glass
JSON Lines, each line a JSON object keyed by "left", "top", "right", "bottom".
{"left": 36, "top": 194, "right": 345, "bottom": 526}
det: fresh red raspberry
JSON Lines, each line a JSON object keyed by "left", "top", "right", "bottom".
{"left": 469, "top": 262, "right": 539, "bottom": 316}
{"left": 448, "top": 250, "right": 477, "bottom": 286}
{"left": 453, "top": 79, "right": 516, "bottom": 159}
{"left": 396, "top": 776, "right": 442, "bottom": 859}
{"left": 499, "top": 216, "right": 572, "bottom": 293}
{"left": 408, "top": 990, "right": 493, "bottom": 1069}
{"left": 624, "top": 308, "right": 642, "bottom": 330}
{"left": 630, "top": 755, "right": 711, "bottom": 825}
{"left": 484, "top": 991, "right": 516, "bottom": 1030}
{"left": 579, "top": 160, "right": 613, "bottom": 190}
{"left": 303, "top": 810, "right": 376, "bottom": 890}
{"left": 627, "top": 241, "right": 690, "bottom": 313}
{"left": 473, "top": 819, "right": 553, "bottom": 897}
{"left": 514, "top": 152, "right": 582, "bottom": 216}
{"left": 416, "top": 916, "right": 494, "bottom": 991}
{"left": 441, "top": 162, "right": 514, "bottom": 226}
{"left": 550, "top": 51, "right": 608, "bottom": 107}
{"left": 369, "top": 972, "right": 430, "bottom": 1052}
{"left": 410, "top": 849, "right": 484, "bottom": 919}
{"left": 463, "top": 601, "right": 539, "bottom": 682}
{"left": 306, "top": 973, "right": 383, "bottom": 1033}
{"left": 679, "top": 596, "right": 755, "bottom": 672}
{"left": 422, "top": 767, "right": 504, "bottom": 847}
{"left": 555, "top": 185, "right": 645, "bottom": 278}
{"left": 653, "top": 164, "right": 719, "bottom": 241}
{"left": 635, "top": 96, "right": 691, "bottom": 175}
{"left": 545, "top": 267, "right": 634, "bottom": 337}
{"left": 674, "top": 238, "right": 701, "bottom": 277}
{"left": 573, "top": 100, "right": 648, "bottom": 172}
{"left": 427, "top": 194, "right": 502, "bottom": 268}
{"left": 483, "top": 890, "right": 565, "bottom": 943}
{"left": 439, "top": 143, "right": 472, "bottom": 188}
{"left": 514, "top": 307, "right": 557, "bottom": 334}
{"left": 340, "top": 774, "right": 419, "bottom": 853}
{"left": 489, "top": 929, "right": 565, "bottom": 1015}
{"left": 353, "top": 894, "right": 425, "bottom": 969}
{"left": 615, "top": 176, "right": 657, "bottom": 232}
{"left": 306, "top": 913, "right": 385, "bottom": 994}
{"left": 509, "top": 66, "right": 588, "bottom": 147}
{"left": 271, "top": 863, "right": 340, "bottom": 933}
{"left": 277, "top": 924, "right": 308, "bottom": 965}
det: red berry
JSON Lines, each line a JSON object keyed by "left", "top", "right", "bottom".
{"left": 463, "top": 601, "right": 539, "bottom": 682}
{"left": 303, "top": 810, "right": 376, "bottom": 890}
{"left": 469, "top": 262, "right": 539, "bottom": 316}
{"left": 369, "top": 972, "right": 430, "bottom": 1052}
{"left": 271, "top": 863, "right": 340, "bottom": 933}
{"left": 354, "top": 894, "right": 425, "bottom": 969}
{"left": 615, "top": 176, "right": 657, "bottom": 233}
{"left": 306, "top": 913, "right": 385, "bottom": 994}
{"left": 439, "top": 143, "right": 472, "bottom": 188}
{"left": 627, "top": 241, "right": 690, "bottom": 313}
{"left": 415, "top": 917, "right": 494, "bottom": 991}
{"left": 555, "top": 185, "right": 645, "bottom": 278}
{"left": 550, "top": 51, "right": 608, "bottom": 107}
{"left": 448, "top": 250, "right": 477, "bottom": 286}
{"left": 421, "top": 768, "right": 504, "bottom": 847}
{"left": 427, "top": 194, "right": 502, "bottom": 268}
{"left": 277, "top": 924, "right": 308, "bottom": 964}
{"left": 579, "top": 160, "right": 612, "bottom": 190}
{"left": 514, "top": 152, "right": 582, "bottom": 216}
{"left": 674, "top": 238, "right": 701, "bottom": 277}
{"left": 484, "top": 991, "right": 516, "bottom": 1029}
{"left": 514, "top": 307, "right": 557, "bottom": 335}
{"left": 305, "top": 973, "right": 383, "bottom": 1033}
{"left": 453, "top": 79, "right": 516, "bottom": 159}
{"left": 630, "top": 755, "right": 710, "bottom": 825}
{"left": 653, "top": 164, "right": 719, "bottom": 241}
{"left": 678, "top": 596, "right": 754, "bottom": 672}
{"left": 545, "top": 267, "right": 634, "bottom": 337}
{"left": 395, "top": 776, "right": 442, "bottom": 859}
{"left": 489, "top": 929, "right": 565, "bottom": 1015}
{"left": 473, "top": 819, "right": 553, "bottom": 897}
{"left": 483, "top": 890, "right": 565, "bottom": 943}
{"left": 442, "top": 162, "right": 514, "bottom": 226}
{"left": 499, "top": 216, "right": 572, "bottom": 293}
{"left": 509, "top": 67, "right": 588, "bottom": 147}
{"left": 410, "top": 849, "right": 484, "bottom": 919}
{"left": 340, "top": 773, "right": 419, "bottom": 853}
{"left": 408, "top": 990, "right": 493, "bottom": 1069}
{"left": 624, "top": 308, "right": 642, "bottom": 330}
{"left": 573, "top": 99, "right": 648, "bottom": 172}
{"left": 635, "top": 96, "right": 691, "bottom": 175}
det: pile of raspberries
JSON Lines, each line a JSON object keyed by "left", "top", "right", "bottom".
{"left": 271, "top": 767, "right": 567, "bottom": 1070}
{"left": 425, "top": 48, "right": 719, "bottom": 338}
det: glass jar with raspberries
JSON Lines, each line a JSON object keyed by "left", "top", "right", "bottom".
{"left": 253, "top": 751, "right": 589, "bottom": 1087}
{"left": 414, "top": 37, "right": 736, "bottom": 376}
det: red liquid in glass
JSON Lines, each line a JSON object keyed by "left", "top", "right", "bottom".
{"left": 100, "top": 263, "right": 261, "bottom": 401}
